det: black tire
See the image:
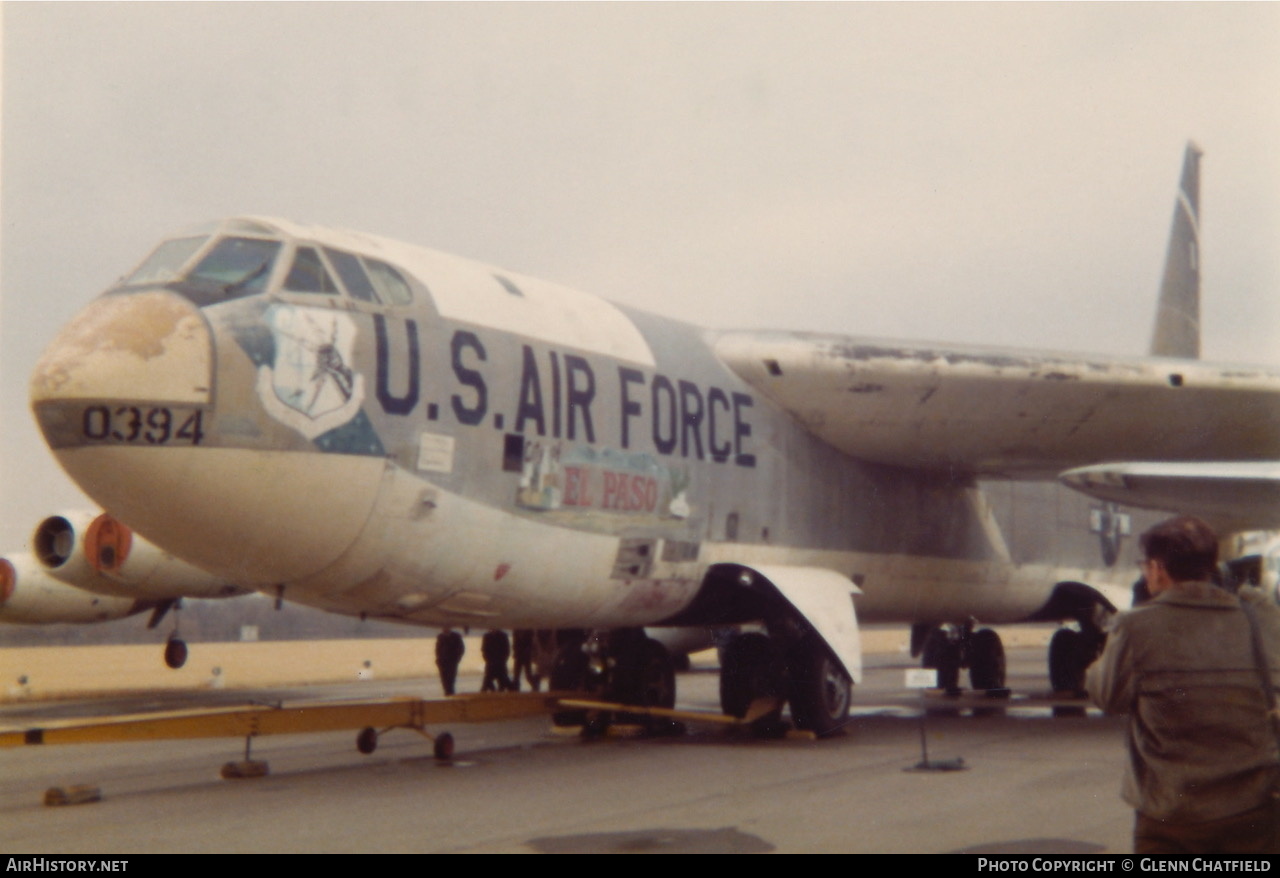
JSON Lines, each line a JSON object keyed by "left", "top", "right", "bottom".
{"left": 787, "top": 637, "right": 852, "bottom": 736}
{"left": 968, "top": 628, "right": 1006, "bottom": 691}
{"left": 550, "top": 638, "right": 591, "bottom": 726}
{"left": 718, "top": 632, "right": 783, "bottom": 718}
{"left": 356, "top": 727, "right": 378, "bottom": 755}
{"left": 921, "top": 628, "right": 960, "bottom": 692}
{"left": 433, "top": 732, "right": 454, "bottom": 761}
{"left": 634, "top": 638, "right": 676, "bottom": 710}
{"left": 164, "top": 637, "right": 188, "bottom": 670}
{"left": 608, "top": 636, "right": 676, "bottom": 728}
{"left": 1049, "top": 628, "right": 1086, "bottom": 693}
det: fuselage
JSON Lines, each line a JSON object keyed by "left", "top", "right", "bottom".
{"left": 29, "top": 217, "right": 1142, "bottom": 631}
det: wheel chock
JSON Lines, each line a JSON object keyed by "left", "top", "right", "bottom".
{"left": 43, "top": 784, "right": 101, "bottom": 806}
{"left": 785, "top": 728, "right": 818, "bottom": 742}
{"left": 220, "top": 760, "right": 269, "bottom": 779}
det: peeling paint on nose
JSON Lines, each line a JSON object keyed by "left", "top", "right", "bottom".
{"left": 30, "top": 290, "right": 212, "bottom": 406}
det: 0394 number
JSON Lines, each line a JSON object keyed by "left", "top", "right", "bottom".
{"left": 82, "top": 406, "right": 205, "bottom": 446}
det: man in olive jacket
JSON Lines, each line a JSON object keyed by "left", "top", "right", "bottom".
{"left": 1087, "top": 516, "right": 1280, "bottom": 854}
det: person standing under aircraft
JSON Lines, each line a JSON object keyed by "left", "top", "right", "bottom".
{"left": 435, "top": 627, "right": 465, "bottom": 696}
{"left": 1087, "top": 516, "right": 1280, "bottom": 854}
{"left": 481, "top": 629, "right": 514, "bottom": 692}
{"left": 511, "top": 629, "right": 541, "bottom": 692}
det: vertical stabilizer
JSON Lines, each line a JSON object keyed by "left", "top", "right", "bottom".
{"left": 1149, "top": 142, "right": 1203, "bottom": 358}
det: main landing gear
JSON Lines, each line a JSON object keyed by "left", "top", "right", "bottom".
{"left": 718, "top": 630, "right": 852, "bottom": 737}
{"left": 786, "top": 635, "right": 853, "bottom": 736}
{"left": 1047, "top": 627, "right": 1105, "bottom": 695}
{"left": 1025, "top": 581, "right": 1117, "bottom": 697}
{"left": 550, "top": 628, "right": 678, "bottom": 735}
{"left": 915, "top": 621, "right": 1008, "bottom": 694}
{"left": 552, "top": 624, "right": 856, "bottom": 738}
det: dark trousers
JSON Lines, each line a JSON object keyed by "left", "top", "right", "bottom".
{"left": 437, "top": 662, "right": 458, "bottom": 696}
{"left": 481, "top": 663, "right": 512, "bottom": 692}
{"left": 1135, "top": 799, "right": 1280, "bottom": 855}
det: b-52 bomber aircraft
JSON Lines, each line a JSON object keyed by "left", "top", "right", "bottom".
{"left": 24, "top": 144, "right": 1280, "bottom": 735}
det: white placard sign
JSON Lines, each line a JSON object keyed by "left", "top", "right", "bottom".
{"left": 905, "top": 668, "right": 939, "bottom": 689}
{"left": 418, "top": 433, "right": 456, "bottom": 473}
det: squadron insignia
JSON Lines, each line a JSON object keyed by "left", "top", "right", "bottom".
{"left": 256, "top": 304, "right": 366, "bottom": 439}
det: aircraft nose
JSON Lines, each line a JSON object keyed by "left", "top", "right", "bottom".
{"left": 30, "top": 289, "right": 213, "bottom": 441}
{"left": 28, "top": 289, "right": 386, "bottom": 587}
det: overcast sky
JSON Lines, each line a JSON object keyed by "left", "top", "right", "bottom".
{"left": 2, "top": 3, "right": 1277, "bottom": 550}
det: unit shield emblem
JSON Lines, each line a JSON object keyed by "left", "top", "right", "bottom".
{"left": 256, "top": 304, "right": 365, "bottom": 439}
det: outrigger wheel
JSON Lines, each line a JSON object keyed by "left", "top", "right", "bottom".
{"left": 163, "top": 636, "right": 188, "bottom": 670}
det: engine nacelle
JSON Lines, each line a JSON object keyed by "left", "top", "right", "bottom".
{"left": 0, "top": 553, "right": 146, "bottom": 624}
{"left": 32, "top": 511, "right": 250, "bottom": 601}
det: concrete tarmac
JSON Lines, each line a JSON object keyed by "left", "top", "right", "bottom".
{"left": 0, "top": 636, "right": 1134, "bottom": 854}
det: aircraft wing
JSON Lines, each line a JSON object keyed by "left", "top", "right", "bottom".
{"left": 713, "top": 332, "right": 1280, "bottom": 478}
{"left": 1059, "top": 461, "right": 1280, "bottom": 530}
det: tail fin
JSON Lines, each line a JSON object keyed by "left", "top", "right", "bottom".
{"left": 1149, "top": 141, "right": 1203, "bottom": 358}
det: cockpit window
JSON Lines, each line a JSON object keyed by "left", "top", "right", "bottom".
{"left": 323, "top": 248, "right": 380, "bottom": 303}
{"left": 283, "top": 247, "right": 340, "bottom": 295}
{"left": 188, "top": 237, "right": 282, "bottom": 295}
{"left": 365, "top": 258, "right": 414, "bottom": 305}
{"left": 123, "top": 236, "right": 209, "bottom": 286}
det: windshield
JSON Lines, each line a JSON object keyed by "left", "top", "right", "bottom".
{"left": 122, "top": 236, "right": 210, "bottom": 286}
{"left": 115, "top": 224, "right": 419, "bottom": 311}
{"left": 140, "top": 236, "right": 286, "bottom": 306}
{"left": 188, "top": 237, "right": 282, "bottom": 292}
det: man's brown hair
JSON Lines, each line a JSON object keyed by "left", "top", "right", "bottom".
{"left": 1139, "top": 516, "right": 1219, "bottom": 582}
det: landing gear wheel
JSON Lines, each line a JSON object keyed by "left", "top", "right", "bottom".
{"left": 550, "top": 642, "right": 588, "bottom": 726}
{"left": 550, "top": 633, "right": 592, "bottom": 727}
{"left": 356, "top": 727, "right": 378, "bottom": 755}
{"left": 581, "top": 715, "right": 609, "bottom": 738}
{"left": 968, "top": 628, "right": 1006, "bottom": 691}
{"left": 164, "top": 637, "right": 188, "bottom": 670}
{"left": 787, "top": 637, "right": 852, "bottom": 736}
{"left": 719, "top": 632, "right": 783, "bottom": 719}
{"left": 921, "top": 628, "right": 960, "bottom": 693}
{"left": 609, "top": 635, "right": 676, "bottom": 730}
{"left": 1049, "top": 628, "right": 1088, "bottom": 694}
{"left": 433, "top": 732, "right": 454, "bottom": 761}
{"left": 634, "top": 638, "right": 676, "bottom": 710}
